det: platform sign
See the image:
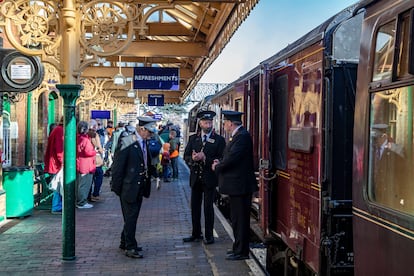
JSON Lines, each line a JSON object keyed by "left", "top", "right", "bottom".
{"left": 153, "top": 114, "right": 162, "bottom": 120}
{"left": 91, "top": 110, "right": 111, "bottom": 119}
{"left": 148, "top": 94, "right": 164, "bottom": 106}
{"left": 133, "top": 67, "right": 179, "bottom": 90}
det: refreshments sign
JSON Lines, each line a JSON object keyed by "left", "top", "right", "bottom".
{"left": 133, "top": 67, "right": 179, "bottom": 90}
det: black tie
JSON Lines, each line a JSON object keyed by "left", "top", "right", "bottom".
{"left": 142, "top": 140, "right": 147, "bottom": 168}
{"left": 203, "top": 134, "right": 207, "bottom": 143}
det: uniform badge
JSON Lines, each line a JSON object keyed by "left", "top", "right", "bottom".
{"left": 207, "top": 138, "right": 215, "bottom": 143}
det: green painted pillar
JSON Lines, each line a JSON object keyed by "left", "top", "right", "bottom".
{"left": 56, "top": 84, "right": 82, "bottom": 261}
{"left": 25, "top": 92, "right": 32, "bottom": 165}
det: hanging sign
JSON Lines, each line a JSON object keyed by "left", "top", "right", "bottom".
{"left": 133, "top": 67, "right": 179, "bottom": 90}
{"left": 148, "top": 94, "right": 164, "bottom": 106}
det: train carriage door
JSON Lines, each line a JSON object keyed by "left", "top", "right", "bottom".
{"left": 268, "top": 65, "right": 294, "bottom": 232}
{"left": 247, "top": 75, "right": 260, "bottom": 170}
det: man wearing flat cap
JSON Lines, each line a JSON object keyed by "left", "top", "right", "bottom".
{"left": 212, "top": 110, "right": 258, "bottom": 260}
{"left": 183, "top": 109, "right": 225, "bottom": 245}
{"left": 370, "top": 123, "right": 407, "bottom": 206}
{"left": 111, "top": 116, "right": 158, "bottom": 259}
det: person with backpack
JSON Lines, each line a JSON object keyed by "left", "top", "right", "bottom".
{"left": 161, "top": 143, "right": 171, "bottom": 182}
{"left": 168, "top": 129, "right": 180, "bottom": 180}
{"left": 148, "top": 131, "right": 163, "bottom": 189}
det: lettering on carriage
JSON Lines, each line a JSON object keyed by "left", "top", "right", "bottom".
{"left": 288, "top": 152, "right": 312, "bottom": 190}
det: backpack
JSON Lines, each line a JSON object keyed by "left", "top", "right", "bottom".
{"left": 148, "top": 137, "right": 162, "bottom": 157}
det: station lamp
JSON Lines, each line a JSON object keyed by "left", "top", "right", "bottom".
{"left": 113, "top": 55, "right": 126, "bottom": 86}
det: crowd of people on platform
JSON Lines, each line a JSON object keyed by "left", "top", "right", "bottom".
{"left": 44, "top": 117, "right": 183, "bottom": 212}
{"left": 43, "top": 109, "right": 257, "bottom": 262}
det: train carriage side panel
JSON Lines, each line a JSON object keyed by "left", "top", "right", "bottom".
{"left": 268, "top": 42, "right": 325, "bottom": 274}
{"left": 266, "top": 7, "right": 364, "bottom": 273}
{"left": 353, "top": 0, "right": 414, "bottom": 275}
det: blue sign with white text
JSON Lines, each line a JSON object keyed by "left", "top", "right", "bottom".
{"left": 148, "top": 94, "right": 164, "bottom": 106}
{"left": 134, "top": 67, "right": 179, "bottom": 90}
{"left": 91, "top": 110, "right": 111, "bottom": 119}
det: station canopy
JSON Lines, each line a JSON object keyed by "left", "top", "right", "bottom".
{"left": 86, "top": 0, "right": 258, "bottom": 105}
{"left": 0, "top": 0, "right": 258, "bottom": 106}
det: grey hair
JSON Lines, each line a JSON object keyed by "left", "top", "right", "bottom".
{"left": 77, "top": 121, "right": 89, "bottom": 134}
{"left": 89, "top": 119, "right": 98, "bottom": 130}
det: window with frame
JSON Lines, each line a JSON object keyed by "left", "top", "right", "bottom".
{"left": 372, "top": 20, "right": 396, "bottom": 81}
{"left": 368, "top": 88, "right": 413, "bottom": 215}
{"left": 368, "top": 11, "right": 414, "bottom": 215}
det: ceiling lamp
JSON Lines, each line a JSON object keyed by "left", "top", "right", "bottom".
{"left": 127, "top": 79, "right": 135, "bottom": 98}
{"left": 113, "top": 55, "right": 126, "bottom": 86}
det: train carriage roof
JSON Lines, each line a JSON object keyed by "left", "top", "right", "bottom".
{"left": 261, "top": 2, "right": 366, "bottom": 68}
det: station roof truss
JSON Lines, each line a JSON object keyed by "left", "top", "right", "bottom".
{"left": 0, "top": 0, "right": 259, "bottom": 109}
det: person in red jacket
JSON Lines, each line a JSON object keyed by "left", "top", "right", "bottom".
{"left": 76, "top": 121, "right": 97, "bottom": 209}
{"left": 44, "top": 117, "right": 64, "bottom": 214}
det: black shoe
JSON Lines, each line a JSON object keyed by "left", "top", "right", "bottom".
{"left": 226, "top": 249, "right": 234, "bottom": 256}
{"left": 225, "top": 254, "right": 249, "bottom": 261}
{"left": 183, "top": 235, "right": 203, "bottom": 242}
{"left": 120, "top": 245, "right": 142, "bottom": 251}
{"left": 125, "top": 249, "right": 143, "bottom": 258}
{"left": 203, "top": 238, "right": 215, "bottom": 245}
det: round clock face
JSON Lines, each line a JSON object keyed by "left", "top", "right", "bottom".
{"left": 1, "top": 51, "right": 43, "bottom": 91}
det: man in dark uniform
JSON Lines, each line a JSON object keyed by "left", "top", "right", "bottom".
{"left": 183, "top": 109, "right": 226, "bottom": 245}
{"left": 212, "top": 110, "right": 258, "bottom": 260}
{"left": 371, "top": 123, "right": 407, "bottom": 207}
{"left": 111, "top": 116, "right": 157, "bottom": 258}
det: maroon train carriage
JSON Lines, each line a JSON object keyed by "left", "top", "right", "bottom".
{"left": 189, "top": 0, "right": 414, "bottom": 275}
{"left": 257, "top": 4, "right": 364, "bottom": 275}
{"left": 352, "top": 0, "right": 414, "bottom": 275}
{"left": 207, "top": 2, "right": 364, "bottom": 275}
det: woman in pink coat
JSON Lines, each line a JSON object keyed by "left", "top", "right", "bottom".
{"left": 76, "top": 121, "right": 96, "bottom": 209}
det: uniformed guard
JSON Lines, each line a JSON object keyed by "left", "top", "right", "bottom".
{"left": 183, "top": 109, "right": 226, "bottom": 245}
{"left": 212, "top": 110, "right": 258, "bottom": 260}
{"left": 111, "top": 116, "right": 158, "bottom": 258}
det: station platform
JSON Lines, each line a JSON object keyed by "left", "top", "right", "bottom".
{"left": 0, "top": 158, "right": 264, "bottom": 275}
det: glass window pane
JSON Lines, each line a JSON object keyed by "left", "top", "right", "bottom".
{"left": 397, "top": 12, "right": 411, "bottom": 79}
{"left": 372, "top": 21, "right": 396, "bottom": 81}
{"left": 368, "top": 86, "right": 414, "bottom": 215}
{"left": 333, "top": 12, "right": 363, "bottom": 62}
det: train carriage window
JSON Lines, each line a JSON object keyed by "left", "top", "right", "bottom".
{"left": 332, "top": 11, "right": 363, "bottom": 62}
{"left": 368, "top": 87, "right": 414, "bottom": 215}
{"left": 372, "top": 20, "right": 396, "bottom": 81}
{"left": 271, "top": 74, "right": 288, "bottom": 170}
{"left": 396, "top": 10, "right": 413, "bottom": 79}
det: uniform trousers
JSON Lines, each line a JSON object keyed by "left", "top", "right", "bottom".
{"left": 120, "top": 195, "right": 143, "bottom": 250}
{"left": 191, "top": 181, "right": 215, "bottom": 240}
{"left": 229, "top": 193, "right": 252, "bottom": 256}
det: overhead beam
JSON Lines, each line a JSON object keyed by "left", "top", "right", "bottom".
{"left": 82, "top": 67, "right": 193, "bottom": 80}
{"left": 146, "top": 22, "right": 196, "bottom": 36}
{"left": 111, "top": 90, "right": 182, "bottom": 104}
{"left": 125, "top": 0, "right": 245, "bottom": 3}
{"left": 123, "top": 41, "right": 208, "bottom": 58}
{"left": 103, "top": 81, "right": 187, "bottom": 91}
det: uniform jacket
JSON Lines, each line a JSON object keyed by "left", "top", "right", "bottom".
{"left": 76, "top": 133, "right": 96, "bottom": 174}
{"left": 111, "top": 134, "right": 152, "bottom": 202}
{"left": 214, "top": 127, "right": 258, "bottom": 195}
{"left": 44, "top": 124, "right": 64, "bottom": 174}
{"left": 184, "top": 131, "right": 225, "bottom": 189}
{"left": 374, "top": 145, "right": 408, "bottom": 207}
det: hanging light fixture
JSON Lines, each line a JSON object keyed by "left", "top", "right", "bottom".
{"left": 127, "top": 78, "right": 135, "bottom": 98}
{"left": 113, "top": 55, "right": 126, "bottom": 86}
